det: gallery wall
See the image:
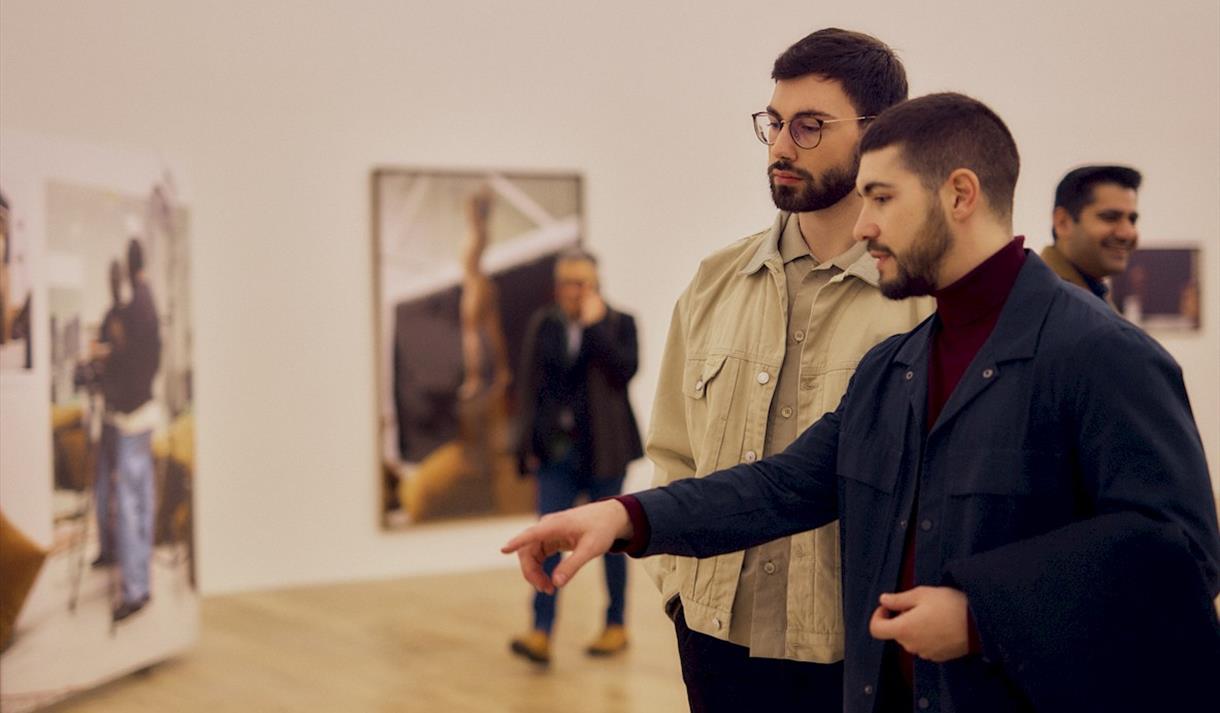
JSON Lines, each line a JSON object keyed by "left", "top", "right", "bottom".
{"left": 2, "top": 0, "right": 1217, "bottom": 595}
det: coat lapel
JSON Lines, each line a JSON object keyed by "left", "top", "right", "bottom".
{"left": 893, "top": 318, "right": 933, "bottom": 437}
{"left": 927, "top": 254, "right": 1058, "bottom": 439}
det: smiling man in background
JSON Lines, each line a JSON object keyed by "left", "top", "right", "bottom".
{"left": 1040, "top": 164, "right": 1141, "bottom": 304}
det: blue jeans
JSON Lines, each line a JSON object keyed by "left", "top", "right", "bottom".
{"left": 115, "top": 430, "right": 155, "bottom": 604}
{"left": 532, "top": 452, "right": 626, "bottom": 634}
{"left": 94, "top": 424, "right": 118, "bottom": 558}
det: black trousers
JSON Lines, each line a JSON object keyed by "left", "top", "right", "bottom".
{"left": 673, "top": 602, "right": 844, "bottom": 713}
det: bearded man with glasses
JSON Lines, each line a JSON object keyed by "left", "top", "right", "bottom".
{"left": 638, "top": 28, "right": 934, "bottom": 713}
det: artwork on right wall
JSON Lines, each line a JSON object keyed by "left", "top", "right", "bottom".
{"left": 1111, "top": 247, "right": 1202, "bottom": 332}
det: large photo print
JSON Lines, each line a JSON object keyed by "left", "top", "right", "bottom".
{"left": 375, "top": 169, "right": 582, "bottom": 528}
{"left": 0, "top": 134, "right": 197, "bottom": 713}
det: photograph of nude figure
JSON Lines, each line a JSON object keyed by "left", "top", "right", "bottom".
{"left": 373, "top": 169, "right": 583, "bottom": 528}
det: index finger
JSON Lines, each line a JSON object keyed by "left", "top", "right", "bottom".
{"left": 501, "top": 524, "right": 545, "bottom": 555}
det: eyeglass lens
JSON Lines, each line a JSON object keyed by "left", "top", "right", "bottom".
{"left": 754, "top": 114, "right": 824, "bottom": 149}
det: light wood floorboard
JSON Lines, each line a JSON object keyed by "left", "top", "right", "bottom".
{"left": 41, "top": 562, "right": 689, "bottom": 713}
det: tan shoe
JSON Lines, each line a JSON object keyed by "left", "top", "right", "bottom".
{"left": 585, "top": 625, "right": 628, "bottom": 656}
{"left": 509, "top": 630, "right": 551, "bottom": 665}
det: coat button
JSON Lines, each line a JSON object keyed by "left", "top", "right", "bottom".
{"left": 918, "top": 697, "right": 930, "bottom": 709}
{"left": 982, "top": 367, "right": 995, "bottom": 379}
{"left": 757, "top": 371, "right": 771, "bottom": 385}
{"left": 905, "top": 370, "right": 914, "bottom": 381}
{"left": 712, "top": 618, "right": 722, "bottom": 630}
{"left": 780, "top": 406, "right": 794, "bottom": 419}
{"left": 899, "top": 519, "right": 908, "bottom": 530}
{"left": 863, "top": 685, "right": 874, "bottom": 696}
{"left": 920, "top": 519, "right": 933, "bottom": 532}
{"left": 794, "top": 330, "right": 806, "bottom": 342}
{"left": 743, "top": 450, "right": 758, "bottom": 463}
{"left": 763, "top": 561, "right": 777, "bottom": 575}
{"left": 695, "top": 379, "right": 705, "bottom": 391}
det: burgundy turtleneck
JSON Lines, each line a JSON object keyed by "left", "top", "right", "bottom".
{"left": 894, "top": 236, "right": 1027, "bottom": 690}
{"left": 925, "top": 237, "right": 1027, "bottom": 430}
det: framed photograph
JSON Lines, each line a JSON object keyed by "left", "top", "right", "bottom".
{"left": 373, "top": 169, "right": 583, "bottom": 528}
{"left": 1111, "top": 246, "right": 1202, "bottom": 331}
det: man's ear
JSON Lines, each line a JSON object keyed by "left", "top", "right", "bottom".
{"left": 1051, "top": 206, "right": 1075, "bottom": 241}
{"left": 943, "top": 168, "right": 981, "bottom": 221}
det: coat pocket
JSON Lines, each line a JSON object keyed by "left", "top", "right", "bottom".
{"left": 835, "top": 437, "right": 902, "bottom": 495}
{"left": 682, "top": 354, "right": 740, "bottom": 473}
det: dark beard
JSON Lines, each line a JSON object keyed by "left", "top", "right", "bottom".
{"left": 877, "top": 199, "right": 953, "bottom": 300}
{"left": 769, "top": 156, "right": 859, "bottom": 213}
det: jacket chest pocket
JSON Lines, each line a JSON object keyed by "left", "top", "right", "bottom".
{"left": 683, "top": 354, "right": 741, "bottom": 473}
{"left": 836, "top": 437, "right": 902, "bottom": 496}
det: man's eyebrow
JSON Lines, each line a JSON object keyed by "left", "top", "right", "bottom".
{"left": 860, "top": 181, "right": 894, "bottom": 196}
{"left": 764, "top": 105, "right": 834, "bottom": 119}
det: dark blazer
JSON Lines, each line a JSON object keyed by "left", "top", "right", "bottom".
{"left": 515, "top": 305, "right": 643, "bottom": 478}
{"left": 635, "top": 252, "right": 1220, "bottom": 713}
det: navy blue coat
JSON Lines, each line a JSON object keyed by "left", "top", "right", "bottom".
{"left": 635, "top": 252, "right": 1220, "bottom": 713}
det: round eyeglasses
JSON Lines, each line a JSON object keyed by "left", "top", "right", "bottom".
{"left": 751, "top": 112, "right": 876, "bottom": 150}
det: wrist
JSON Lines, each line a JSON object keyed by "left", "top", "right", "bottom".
{"left": 610, "top": 499, "right": 633, "bottom": 540}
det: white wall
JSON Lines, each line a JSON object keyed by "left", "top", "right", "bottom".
{"left": 2, "top": 0, "right": 1216, "bottom": 594}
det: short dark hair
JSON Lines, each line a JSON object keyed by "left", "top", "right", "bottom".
{"left": 859, "top": 92, "right": 1020, "bottom": 220}
{"left": 772, "top": 28, "right": 908, "bottom": 117}
{"left": 127, "top": 238, "right": 145, "bottom": 276}
{"left": 1053, "top": 164, "right": 1142, "bottom": 222}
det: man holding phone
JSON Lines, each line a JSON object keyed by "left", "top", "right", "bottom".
{"left": 508, "top": 247, "right": 644, "bottom": 665}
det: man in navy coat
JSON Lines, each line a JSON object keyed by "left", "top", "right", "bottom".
{"left": 503, "top": 93, "right": 1220, "bottom": 713}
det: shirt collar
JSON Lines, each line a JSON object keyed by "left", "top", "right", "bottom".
{"left": 778, "top": 212, "right": 812, "bottom": 264}
{"left": 1078, "top": 269, "right": 1110, "bottom": 300}
{"left": 742, "top": 212, "right": 878, "bottom": 287}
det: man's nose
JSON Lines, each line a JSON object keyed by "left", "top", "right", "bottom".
{"left": 770, "top": 124, "right": 798, "bottom": 162}
{"left": 1115, "top": 219, "right": 1138, "bottom": 241}
{"left": 852, "top": 213, "right": 876, "bottom": 243}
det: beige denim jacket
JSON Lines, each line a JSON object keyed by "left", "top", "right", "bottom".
{"left": 644, "top": 212, "right": 935, "bottom": 662}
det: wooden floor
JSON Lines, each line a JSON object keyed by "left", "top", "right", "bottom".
{"left": 42, "top": 562, "right": 689, "bottom": 713}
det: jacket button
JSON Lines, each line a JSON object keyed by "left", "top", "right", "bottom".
{"left": 712, "top": 618, "right": 722, "bottom": 630}
{"left": 757, "top": 371, "right": 771, "bottom": 385}
{"left": 743, "top": 451, "right": 758, "bottom": 463}
{"left": 780, "top": 406, "right": 793, "bottom": 419}
{"left": 763, "top": 561, "right": 777, "bottom": 575}
{"left": 920, "top": 519, "right": 933, "bottom": 532}
{"left": 863, "top": 685, "right": 874, "bottom": 696}
{"left": 794, "top": 330, "right": 806, "bottom": 342}
{"left": 899, "top": 519, "right": 907, "bottom": 530}
{"left": 694, "top": 379, "right": 705, "bottom": 391}
{"left": 982, "top": 367, "right": 995, "bottom": 379}
{"left": 918, "top": 697, "right": 930, "bottom": 709}
{"left": 905, "top": 370, "right": 914, "bottom": 381}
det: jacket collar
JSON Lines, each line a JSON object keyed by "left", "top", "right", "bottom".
{"left": 1039, "top": 243, "right": 1091, "bottom": 290}
{"left": 739, "top": 211, "right": 879, "bottom": 287}
{"left": 894, "top": 249, "right": 1058, "bottom": 367}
